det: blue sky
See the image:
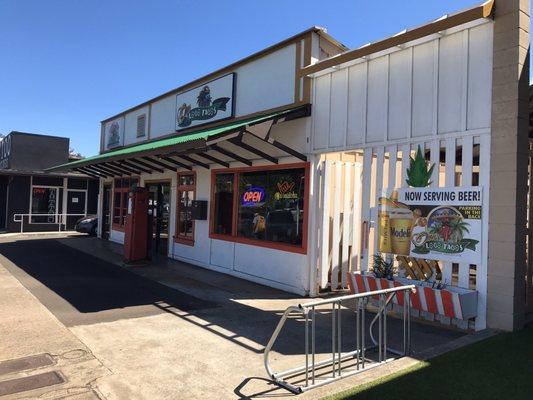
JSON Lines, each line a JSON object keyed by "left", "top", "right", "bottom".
{"left": 0, "top": 1, "right": 521, "bottom": 156}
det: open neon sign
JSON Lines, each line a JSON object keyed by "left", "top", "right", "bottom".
{"left": 242, "top": 187, "right": 265, "bottom": 207}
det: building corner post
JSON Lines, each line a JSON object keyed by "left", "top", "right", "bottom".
{"left": 487, "top": 0, "right": 530, "bottom": 331}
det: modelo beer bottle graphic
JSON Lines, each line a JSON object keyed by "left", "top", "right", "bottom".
{"left": 389, "top": 207, "right": 413, "bottom": 254}
{"left": 378, "top": 191, "right": 413, "bottom": 255}
{"left": 378, "top": 197, "right": 392, "bottom": 253}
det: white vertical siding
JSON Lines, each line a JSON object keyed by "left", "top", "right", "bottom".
{"left": 467, "top": 23, "right": 493, "bottom": 130}
{"left": 329, "top": 69, "right": 349, "bottom": 148}
{"left": 438, "top": 32, "right": 464, "bottom": 134}
{"left": 366, "top": 56, "right": 389, "bottom": 142}
{"left": 311, "top": 20, "right": 493, "bottom": 152}
{"left": 388, "top": 49, "right": 412, "bottom": 140}
{"left": 412, "top": 42, "right": 436, "bottom": 137}
{"left": 313, "top": 74, "right": 331, "bottom": 150}
{"left": 346, "top": 63, "right": 367, "bottom": 146}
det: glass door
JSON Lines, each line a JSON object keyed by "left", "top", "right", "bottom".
{"left": 147, "top": 182, "right": 170, "bottom": 256}
{"left": 102, "top": 184, "right": 112, "bottom": 239}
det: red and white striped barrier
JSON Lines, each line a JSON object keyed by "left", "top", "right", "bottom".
{"left": 347, "top": 272, "right": 477, "bottom": 321}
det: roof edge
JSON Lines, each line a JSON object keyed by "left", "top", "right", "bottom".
{"left": 301, "top": 0, "right": 494, "bottom": 76}
{"left": 101, "top": 27, "right": 330, "bottom": 124}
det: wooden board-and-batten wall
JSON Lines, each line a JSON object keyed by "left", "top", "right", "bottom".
{"left": 310, "top": 18, "right": 494, "bottom": 331}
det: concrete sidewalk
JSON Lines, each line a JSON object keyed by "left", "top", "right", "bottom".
{"left": 0, "top": 254, "right": 109, "bottom": 399}
{"left": 0, "top": 234, "right": 481, "bottom": 399}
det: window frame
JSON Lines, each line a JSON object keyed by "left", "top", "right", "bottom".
{"left": 175, "top": 171, "right": 196, "bottom": 246}
{"left": 209, "top": 162, "right": 309, "bottom": 254}
{"left": 112, "top": 177, "right": 139, "bottom": 231}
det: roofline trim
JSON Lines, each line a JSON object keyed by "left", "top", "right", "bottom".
{"left": 301, "top": 0, "right": 494, "bottom": 76}
{"left": 101, "top": 27, "right": 333, "bottom": 124}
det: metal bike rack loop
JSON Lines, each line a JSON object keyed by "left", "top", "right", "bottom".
{"left": 264, "top": 284, "right": 415, "bottom": 394}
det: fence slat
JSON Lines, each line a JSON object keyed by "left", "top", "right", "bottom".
{"left": 387, "top": 145, "right": 397, "bottom": 190}
{"left": 400, "top": 144, "right": 411, "bottom": 188}
{"left": 331, "top": 162, "right": 343, "bottom": 289}
{"left": 373, "top": 148, "right": 385, "bottom": 260}
{"left": 458, "top": 136, "right": 474, "bottom": 289}
{"left": 441, "top": 138, "right": 457, "bottom": 287}
{"left": 319, "top": 160, "right": 332, "bottom": 289}
{"left": 351, "top": 164, "right": 363, "bottom": 272}
{"left": 476, "top": 134, "right": 490, "bottom": 330}
{"left": 341, "top": 163, "right": 352, "bottom": 287}
{"left": 430, "top": 139, "right": 440, "bottom": 188}
{"left": 360, "top": 148, "right": 373, "bottom": 271}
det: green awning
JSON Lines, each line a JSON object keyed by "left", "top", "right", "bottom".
{"left": 47, "top": 106, "right": 307, "bottom": 173}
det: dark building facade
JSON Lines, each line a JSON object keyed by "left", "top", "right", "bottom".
{"left": 0, "top": 132, "right": 98, "bottom": 232}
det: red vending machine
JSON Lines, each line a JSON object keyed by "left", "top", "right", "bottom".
{"left": 124, "top": 187, "right": 149, "bottom": 263}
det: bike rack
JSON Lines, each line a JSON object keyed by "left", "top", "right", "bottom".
{"left": 264, "top": 285, "right": 416, "bottom": 394}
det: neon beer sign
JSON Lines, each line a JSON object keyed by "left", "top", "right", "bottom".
{"left": 242, "top": 187, "right": 265, "bottom": 207}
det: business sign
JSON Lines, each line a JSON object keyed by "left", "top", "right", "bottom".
{"left": 274, "top": 180, "right": 298, "bottom": 200}
{"left": 0, "top": 135, "right": 11, "bottom": 169}
{"left": 106, "top": 119, "right": 124, "bottom": 149}
{"left": 241, "top": 187, "right": 265, "bottom": 207}
{"left": 378, "top": 187, "right": 483, "bottom": 264}
{"left": 176, "top": 73, "right": 235, "bottom": 130}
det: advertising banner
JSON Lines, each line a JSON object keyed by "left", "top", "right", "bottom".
{"left": 378, "top": 187, "right": 483, "bottom": 264}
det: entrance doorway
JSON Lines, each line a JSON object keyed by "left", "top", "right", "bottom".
{"left": 66, "top": 190, "right": 87, "bottom": 230}
{"left": 146, "top": 182, "right": 171, "bottom": 256}
{"left": 102, "top": 184, "right": 112, "bottom": 239}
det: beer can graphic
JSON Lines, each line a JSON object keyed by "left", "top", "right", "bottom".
{"left": 390, "top": 208, "right": 413, "bottom": 255}
{"left": 378, "top": 196, "right": 394, "bottom": 253}
{"left": 378, "top": 210, "right": 392, "bottom": 253}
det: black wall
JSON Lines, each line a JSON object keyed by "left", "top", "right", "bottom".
{"left": 0, "top": 176, "right": 7, "bottom": 229}
{"left": 87, "top": 179, "right": 98, "bottom": 214}
{"left": 3, "top": 132, "right": 69, "bottom": 171}
{"left": 6, "top": 175, "right": 31, "bottom": 232}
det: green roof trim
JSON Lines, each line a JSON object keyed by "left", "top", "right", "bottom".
{"left": 48, "top": 107, "right": 303, "bottom": 172}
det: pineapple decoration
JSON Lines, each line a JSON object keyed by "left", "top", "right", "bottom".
{"left": 406, "top": 145, "right": 435, "bottom": 187}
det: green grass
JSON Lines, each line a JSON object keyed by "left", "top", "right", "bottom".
{"left": 324, "top": 324, "right": 533, "bottom": 400}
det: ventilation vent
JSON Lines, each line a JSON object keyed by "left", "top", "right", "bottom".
{"left": 136, "top": 114, "right": 146, "bottom": 137}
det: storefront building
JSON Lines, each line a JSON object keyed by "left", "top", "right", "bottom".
{"left": 50, "top": 0, "right": 531, "bottom": 331}
{"left": 49, "top": 27, "right": 346, "bottom": 294}
{"left": 0, "top": 131, "right": 98, "bottom": 232}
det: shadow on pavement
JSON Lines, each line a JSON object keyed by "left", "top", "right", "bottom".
{"left": 0, "top": 238, "right": 217, "bottom": 313}
{"left": 0, "top": 236, "right": 466, "bottom": 359}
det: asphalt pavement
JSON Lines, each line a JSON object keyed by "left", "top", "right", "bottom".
{"left": 0, "top": 237, "right": 217, "bottom": 326}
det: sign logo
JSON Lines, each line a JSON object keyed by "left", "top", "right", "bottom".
{"left": 107, "top": 121, "right": 121, "bottom": 147}
{"left": 177, "top": 85, "right": 230, "bottom": 128}
{"left": 414, "top": 206, "right": 479, "bottom": 255}
{"left": 175, "top": 73, "right": 235, "bottom": 130}
{"left": 274, "top": 181, "right": 298, "bottom": 200}
{"left": 242, "top": 187, "right": 265, "bottom": 207}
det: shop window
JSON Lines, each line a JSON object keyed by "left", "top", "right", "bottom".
{"left": 31, "top": 186, "right": 59, "bottom": 223}
{"left": 213, "top": 173, "right": 235, "bottom": 235}
{"left": 210, "top": 164, "right": 308, "bottom": 253}
{"left": 175, "top": 172, "right": 196, "bottom": 244}
{"left": 112, "top": 177, "right": 139, "bottom": 229}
